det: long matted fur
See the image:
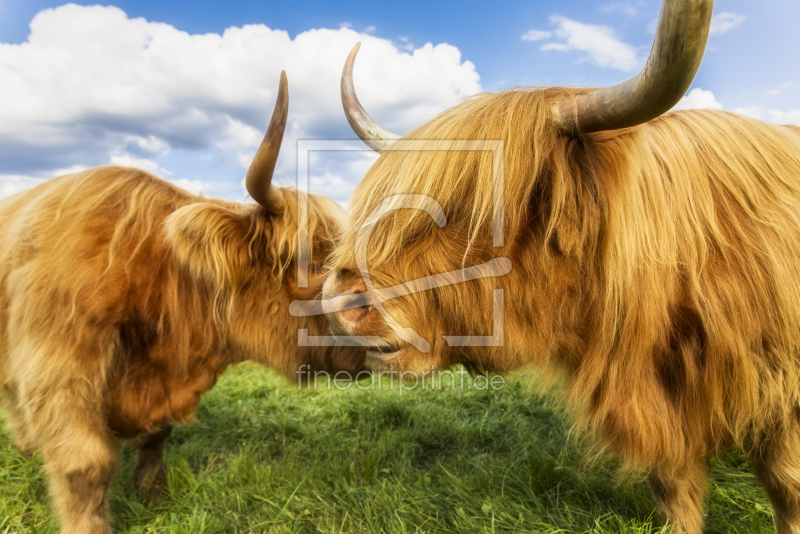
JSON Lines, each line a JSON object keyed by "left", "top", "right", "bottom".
{"left": 0, "top": 166, "right": 364, "bottom": 533}
{"left": 327, "top": 87, "right": 800, "bottom": 533}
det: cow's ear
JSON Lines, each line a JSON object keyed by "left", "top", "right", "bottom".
{"left": 165, "top": 203, "right": 251, "bottom": 287}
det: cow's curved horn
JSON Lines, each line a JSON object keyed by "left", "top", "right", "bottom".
{"left": 342, "top": 42, "right": 401, "bottom": 152}
{"left": 554, "top": 0, "right": 714, "bottom": 134}
{"left": 246, "top": 70, "right": 289, "bottom": 211}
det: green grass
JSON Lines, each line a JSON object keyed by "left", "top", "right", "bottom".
{"left": 0, "top": 363, "right": 776, "bottom": 533}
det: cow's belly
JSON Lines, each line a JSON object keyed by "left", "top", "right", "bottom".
{"left": 106, "top": 350, "right": 226, "bottom": 439}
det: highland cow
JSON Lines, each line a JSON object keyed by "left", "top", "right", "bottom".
{"left": 320, "top": 1, "right": 800, "bottom": 532}
{"left": 0, "top": 72, "right": 365, "bottom": 534}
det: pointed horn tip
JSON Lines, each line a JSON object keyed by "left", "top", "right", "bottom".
{"left": 343, "top": 45, "right": 358, "bottom": 86}
{"left": 348, "top": 42, "right": 361, "bottom": 60}
{"left": 340, "top": 41, "right": 401, "bottom": 152}
{"left": 279, "top": 71, "right": 288, "bottom": 92}
{"left": 245, "top": 70, "right": 289, "bottom": 211}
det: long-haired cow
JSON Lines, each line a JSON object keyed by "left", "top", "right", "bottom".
{"left": 322, "top": 1, "right": 800, "bottom": 532}
{"left": 0, "top": 72, "right": 365, "bottom": 533}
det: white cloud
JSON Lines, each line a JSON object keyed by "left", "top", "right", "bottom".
{"left": 539, "top": 16, "right": 642, "bottom": 72}
{"left": 108, "top": 154, "right": 172, "bottom": 176}
{"left": 0, "top": 164, "right": 93, "bottom": 200}
{"left": 364, "top": 26, "right": 376, "bottom": 34}
{"left": 730, "top": 107, "right": 800, "bottom": 126}
{"left": 521, "top": 30, "right": 552, "bottom": 42}
{"left": 396, "top": 35, "right": 415, "bottom": 51}
{"left": 671, "top": 88, "right": 800, "bottom": 127}
{"left": 169, "top": 178, "right": 211, "bottom": 195}
{"left": 127, "top": 135, "right": 170, "bottom": 155}
{"left": 766, "top": 82, "right": 792, "bottom": 97}
{"left": 309, "top": 150, "right": 379, "bottom": 202}
{"left": 238, "top": 148, "right": 380, "bottom": 204}
{"left": 768, "top": 109, "right": 800, "bottom": 126}
{"left": 0, "top": 175, "right": 45, "bottom": 200}
{"left": 0, "top": 4, "right": 481, "bottom": 199}
{"left": 726, "top": 107, "right": 800, "bottom": 126}
{"left": 215, "top": 116, "right": 263, "bottom": 157}
{"left": 54, "top": 164, "right": 91, "bottom": 175}
{"left": 600, "top": 3, "right": 638, "bottom": 18}
{"left": 732, "top": 106, "right": 763, "bottom": 120}
{"left": 709, "top": 12, "right": 745, "bottom": 36}
{"left": 671, "top": 88, "right": 724, "bottom": 111}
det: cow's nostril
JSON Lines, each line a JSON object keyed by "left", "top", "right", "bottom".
{"left": 327, "top": 281, "right": 371, "bottom": 329}
{"left": 336, "top": 287, "right": 370, "bottom": 326}
{"left": 342, "top": 304, "right": 370, "bottom": 324}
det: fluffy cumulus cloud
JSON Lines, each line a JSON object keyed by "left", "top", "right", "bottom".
{"left": 0, "top": 4, "right": 481, "bottom": 200}
{"left": 523, "top": 16, "right": 641, "bottom": 72}
{"left": 671, "top": 88, "right": 800, "bottom": 127}
{"left": 671, "top": 88, "right": 724, "bottom": 111}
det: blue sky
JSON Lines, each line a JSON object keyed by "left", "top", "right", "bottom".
{"left": 0, "top": 0, "right": 797, "bottom": 202}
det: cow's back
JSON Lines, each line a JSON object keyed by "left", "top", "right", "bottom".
{"left": 0, "top": 167, "right": 195, "bottom": 387}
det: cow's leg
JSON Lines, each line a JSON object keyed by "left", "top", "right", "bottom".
{"left": 751, "top": 417, "right": 800, "bottom": 534}
{"left": 0, "top": 398, "right": 34, "bottom": 453}
{"left": 648, "top": 459, "right": 708, "bottom": 534}
{"left": 133, "top": 425, "right": 172, "bottom": 503}
{"left": 28, "top": 381, "right": 118, "bottom": 534}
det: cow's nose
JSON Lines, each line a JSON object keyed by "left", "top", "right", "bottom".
{"left": 338, "top": 284, "right": 370, "bottom": 325}
{"left": 323, "top": 270, "right": 371, "bottom": 336}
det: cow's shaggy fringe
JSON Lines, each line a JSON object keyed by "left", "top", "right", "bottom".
{"left": 331, "top": 87, "right": 800, "bottom": 521}
{"left": 0, "top": 166, "right": 361, "bottom": 533}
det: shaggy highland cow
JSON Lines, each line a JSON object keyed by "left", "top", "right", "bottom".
{"left": 321, "top": 0, "right": 800, "bottom": 532}
{"left": 0, "top": 72, "right": 365, "bottom": 534}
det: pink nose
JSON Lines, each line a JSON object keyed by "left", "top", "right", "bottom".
{"left": 338, "top": 285, "right": 370, "bottom": 325}
{"left": 323, "top": 271, "right": 371, "bottom": 336}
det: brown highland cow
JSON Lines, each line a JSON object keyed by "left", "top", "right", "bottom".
{"left": 321, "top": 0, "right": 800, "bottom": 532}
{"left": 0, "top": 72, "right": 365, "bottom": 533}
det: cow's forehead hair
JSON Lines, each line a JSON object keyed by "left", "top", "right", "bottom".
{"left": 331, "top": 86, "right": 575, "bottom": 271}
{"left": 262, "top": 187, "right": 344, "bottom": 278}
